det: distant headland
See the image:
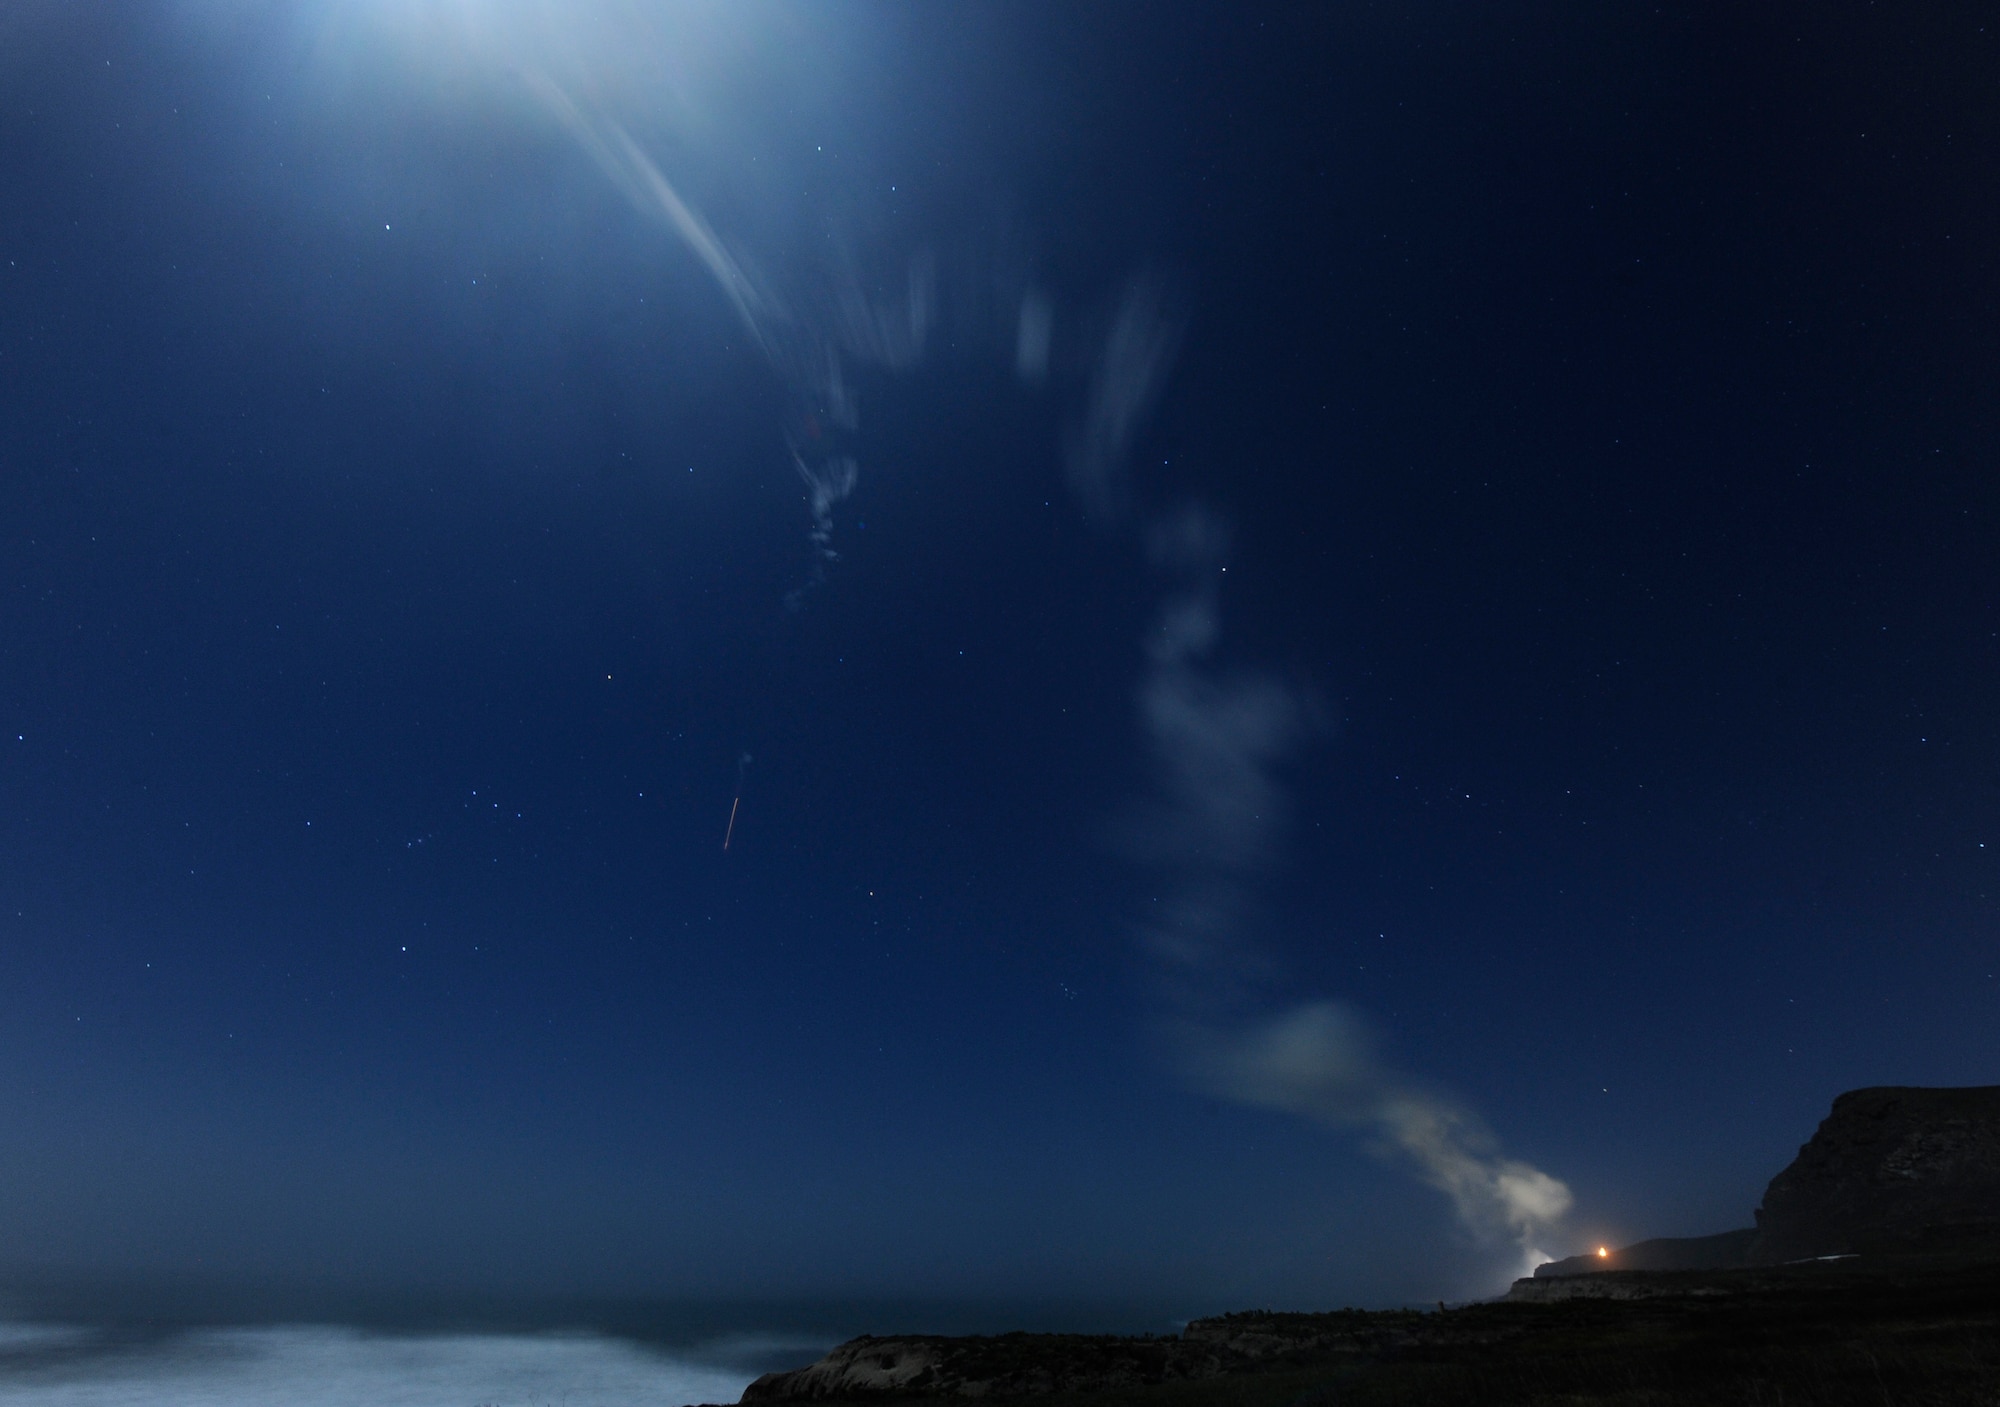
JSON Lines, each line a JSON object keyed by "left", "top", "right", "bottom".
{"left": 721, "top": 1086, "right": 2000, "bottom": 1407}
{"left": 1525, "top": 1083, "right": 2000, "bottom": 1289}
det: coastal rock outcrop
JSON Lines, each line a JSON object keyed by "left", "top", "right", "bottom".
{"left": 1749, "top": 1084, "right": 2000, "bottom": 1262}
{"left": 1526, "top": 1084, "right": 2000, "bottom": 1288}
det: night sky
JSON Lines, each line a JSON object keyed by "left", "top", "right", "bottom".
{"left": 2, "top": 1, "right": 1996, "bottom": 1322}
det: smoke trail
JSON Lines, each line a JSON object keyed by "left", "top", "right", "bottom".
{"left": 1130, "top": 547, "right": 1569, "bottom": 1254}
{"left": 1186, "top": 1003, "right": 1572, "bottom": 1255}
{"left": 1084, "top": 383, "right": 1572, "bottom": 1264}
{"left": 530, "top": 64, "right": 1569, "bottom": 1264}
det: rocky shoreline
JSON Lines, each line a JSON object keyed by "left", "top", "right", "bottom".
{"left": 739, "top": 1310, "right": 1453, "bottom": 1403}
{"left": 729, "top": 1256, "right": 2000, "bottom": 1406}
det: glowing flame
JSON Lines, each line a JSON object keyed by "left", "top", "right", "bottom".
{"left": 1596, "top": 1246, "right": 1610, "bottom": 1258}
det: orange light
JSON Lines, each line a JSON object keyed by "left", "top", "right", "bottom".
{"left": 1596, "top": 1246, "right": 1609, "bottom": 1258}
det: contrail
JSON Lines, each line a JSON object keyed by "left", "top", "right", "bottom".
{"left": 1070, "top": 322, "right": 1573, "bottom": 1267}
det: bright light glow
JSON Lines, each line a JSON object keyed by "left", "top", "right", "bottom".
{"left": 189, "top": 0, "right": 826, "bottom": 131}
{"left": 1596, "top": 1246, "right": 1609, "bottom": 1258}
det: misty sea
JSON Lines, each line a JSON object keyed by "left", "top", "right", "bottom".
{"left": 0, "top": 1320, "right": 796, "bottom": 1406}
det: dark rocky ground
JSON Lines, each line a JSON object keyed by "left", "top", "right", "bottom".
{"left": 738, "top": 1254, "right": 2000, "bottom": 1406}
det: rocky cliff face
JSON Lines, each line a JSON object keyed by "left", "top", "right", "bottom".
{"left": 1750, "top": 1085, "right": 2000, "bottom": 1262}
{"left": 1529, "top": 1084, "right": 2000, "bottom": 1283}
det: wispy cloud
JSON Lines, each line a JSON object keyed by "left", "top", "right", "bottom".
{"left": 1065, "top": 276, "right": 1185, "bottom": 521}
{"left": 530, "top": 75, "right": 772, "bottom": 347}
{"left": 1015, "top": 292, "right": 1054, "bottom": 384}
{"left": 532, "top": 82, "right": 936, "bottom": 597}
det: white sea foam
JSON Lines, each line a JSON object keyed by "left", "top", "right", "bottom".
{"left": 0, "top": 1323, "right": 755, "bottom": 1407}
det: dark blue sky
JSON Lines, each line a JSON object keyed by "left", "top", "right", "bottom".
{"left": 1, "top": 1, "right": 1995, "bottom": 1319}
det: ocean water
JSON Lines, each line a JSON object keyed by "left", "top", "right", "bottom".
{"left": 0, "top": 1320, "right": 786, "bottom": 1406}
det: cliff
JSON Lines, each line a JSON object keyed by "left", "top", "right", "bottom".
{"left": 1750, "top": 1084, "right": 2000, "bottom": 1262}
{"left": 1529, "top": 1084, "right": 2000, "bottom": 1282}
